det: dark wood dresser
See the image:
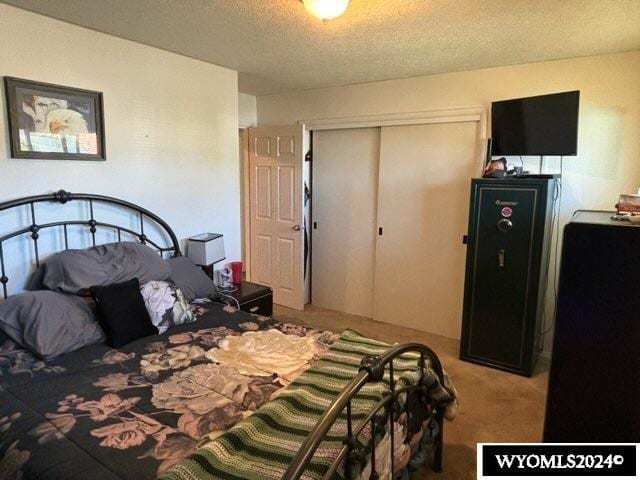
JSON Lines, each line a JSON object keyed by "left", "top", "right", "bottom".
{"left": 543, "top": 210, "right": 640, "bottom": 442}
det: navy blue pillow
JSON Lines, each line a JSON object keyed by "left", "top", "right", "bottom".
{"left": 90, "top": 278, "right": 157, "bottom": 348}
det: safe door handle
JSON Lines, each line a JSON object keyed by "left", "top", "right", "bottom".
{"left": 498, "top": 249, "right": 505, "bottom": 268}
{"left": 497, "top": 218, "right": 513, "bottom": 233}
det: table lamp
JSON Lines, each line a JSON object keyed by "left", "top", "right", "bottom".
{"left": 187, "top": 233, "right": 225, "bottom": 279}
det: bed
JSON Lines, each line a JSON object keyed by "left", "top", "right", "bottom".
{"left": 0, "top": 190, "right": 457, "bottom": 480}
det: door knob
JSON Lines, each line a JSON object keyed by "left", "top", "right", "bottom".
{"left": 292, "top": 224, "right": 301, "bottom": 231}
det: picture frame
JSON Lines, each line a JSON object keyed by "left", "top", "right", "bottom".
{"left": 3, "top": 77, "right": 106, "bottom": 161}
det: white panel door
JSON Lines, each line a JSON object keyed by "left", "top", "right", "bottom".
{"left": 374, "top": 122, "right": 479, "bottom": 338}
{"left": 249, "top": 125, "right": 305, "bottom": 310}
{"left": 312, "top": 128, "right": 380, "bottom": 317}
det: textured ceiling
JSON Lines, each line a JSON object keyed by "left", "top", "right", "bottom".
{"left": 2, "top": 0, "right": 639, "bottom": 95}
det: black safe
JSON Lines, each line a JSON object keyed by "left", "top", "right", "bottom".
{"left": 544, "top": 211, "right": 640, "bottom": 442}
{"left": 460, "top": 177, "right": 556, "bottom": 376}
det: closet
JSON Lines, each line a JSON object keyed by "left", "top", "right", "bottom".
{"left": 312, "top": 128, "right": 380, "bottom": 317}
{"left": 312, "top": 120, "right": 480, "bottom": 338}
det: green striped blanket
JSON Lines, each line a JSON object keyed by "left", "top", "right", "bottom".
{"left": 160, "top": 329, "right": 455, "bottom": 480}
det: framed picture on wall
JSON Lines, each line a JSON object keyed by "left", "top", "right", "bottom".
{"left": 3, "top": 77, "right": 105, "bottom": 160}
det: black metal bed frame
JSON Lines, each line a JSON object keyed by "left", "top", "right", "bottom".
{"left": 0, "top": 190, "right": 446, "bottom": 479}
{"left": 283, "top": 344, "right": 445, "bottom": 480}
{"left": 0, "top": 189, "right": 180, "bottom": 300}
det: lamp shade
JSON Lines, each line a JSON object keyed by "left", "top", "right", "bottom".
{"left": 187, "top": 233, "right": 225, "bottom": 266}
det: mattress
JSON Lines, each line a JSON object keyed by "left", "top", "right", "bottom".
{"left": 0, "top": 302, "right": 456, "bottom": 480}
{"left": 0, "top": 302, "right": 336, "bottom": 479}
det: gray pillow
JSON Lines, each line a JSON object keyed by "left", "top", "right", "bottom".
{"left": 27, "top": 265, "right": 46, "bottom": 291}
{"left": 41, "top": 242, "right": 171, "bottom": 294}
{"left": 167, "top": 256, "right": 217, "bottom": 301}
{"left": 0, "top": 291, "right": 105, "bottom": 360}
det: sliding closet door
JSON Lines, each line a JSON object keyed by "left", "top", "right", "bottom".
{"left": 373, "top": 122, "right": 479, "bottom": 338}
{"left": 312, "top": 128, "right": 380, "bottom": 317}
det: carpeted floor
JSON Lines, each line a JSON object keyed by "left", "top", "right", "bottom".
{"left": 274, "top": 304, "right": 549, "bottom": 480}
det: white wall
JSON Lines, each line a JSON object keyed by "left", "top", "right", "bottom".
{"left": 0, "top": 5, "right": 241, "bottom": 280}
{"left": 238, "top": 93, "right": 257, "bottom": 128}
{"left": 258, "top": 51, "right": 640, "bottom": 351}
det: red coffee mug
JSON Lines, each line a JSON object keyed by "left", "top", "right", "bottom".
{"left": 229, "top": 261, "right": 243, "bottom": 284}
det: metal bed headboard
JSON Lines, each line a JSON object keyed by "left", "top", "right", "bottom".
{"left": 0, "top": 189, "right": 181, "bottom": 300}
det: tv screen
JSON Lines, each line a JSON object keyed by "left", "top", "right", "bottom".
{"left": 491, "top": 91, "right": 580, "bottom": 156}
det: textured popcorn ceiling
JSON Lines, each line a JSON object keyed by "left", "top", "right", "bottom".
{"left": 2, "top": 0, "right": 639, "bottom": 95}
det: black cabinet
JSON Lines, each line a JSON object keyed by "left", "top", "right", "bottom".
{"left": 460, "top": 177, "right": 556, "bottom": 376}
{"left": 543, "top": 211, "right": 640, "bottom": 442}
{"left": 221, "top": 281, "right": 273, "bottom": 317}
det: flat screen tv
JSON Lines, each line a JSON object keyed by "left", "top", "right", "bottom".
{"left": 491, "top": 91, "right": 580, "bottom": 156}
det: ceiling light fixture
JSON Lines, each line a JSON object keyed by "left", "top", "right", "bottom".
{"left": 301, "top": 0, "right": 350, "bottom": 21}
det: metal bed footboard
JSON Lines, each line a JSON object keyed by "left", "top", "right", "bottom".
{"left": 283, "top": 343, "right": 446, "bottom": 480}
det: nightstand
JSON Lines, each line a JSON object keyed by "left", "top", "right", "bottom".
{"left": 221, "top": 281, "right": 273, "bottom": 317}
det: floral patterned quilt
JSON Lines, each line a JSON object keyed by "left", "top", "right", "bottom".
{"left": 0, "top": 301, "right": 337, "bottom": 480}
{"left": 162, "top": 329, "right": 457, "bottom": 480}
